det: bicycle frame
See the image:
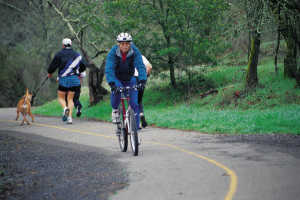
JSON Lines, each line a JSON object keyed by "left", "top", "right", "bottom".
{"left": 119, "top": 87, "right": 131, "bottom": 134}
{"left": 116, "top": 85, "right": 139, "bottom": 156}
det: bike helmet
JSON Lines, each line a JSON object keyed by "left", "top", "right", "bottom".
{"left": 116, "top": 32, "right": 132, "bottom": 42}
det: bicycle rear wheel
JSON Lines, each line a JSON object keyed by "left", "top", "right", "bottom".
{"left": 117, "top": 106, "right": 128, "bottom": 152}
{"left": 128, "top": 109, "right": 138, "bottom": 156}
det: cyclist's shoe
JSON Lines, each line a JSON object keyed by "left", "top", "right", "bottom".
{"left": 66, "top": 117, "right": 73, "bottom": 124}
{"left": 62, "top": 107, "right": 69, "bottom": 122}
{"left": 140, "top": 113, "right": 147, "bottom": 128}
{"left": 112, "top": 110, "right": 120, "bottom": 124}
{"left": 76, "top": 106, "right": 82, "bottom": 117}
{"left": 139, "top": 124, "right": 142, "bottom": 130}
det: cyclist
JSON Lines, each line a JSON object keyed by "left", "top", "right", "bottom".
{"left": 105, "top": 32, "right": 147, "bottom": 130}
{"left": 134, "top": 55, "right": 152, "bottom": 129}
{"left": 48, "top": 38, "right": 87, "bottom": 124}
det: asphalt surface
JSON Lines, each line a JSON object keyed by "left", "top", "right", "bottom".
{"left": 0, "top": 107, "right": 300, "bottom": 200}
{"left": 0, "top": 131, "right": 127, "bottom": 200}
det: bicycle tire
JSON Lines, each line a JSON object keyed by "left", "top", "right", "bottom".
{"left": 128, "top": 109, "right": 138, "bottom": 156}
{"left": 117, "top": 106, "right": 128, "bottom": 152}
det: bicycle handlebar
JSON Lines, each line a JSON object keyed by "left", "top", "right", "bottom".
{"left": 114, "top": 85, "right": 142, "bottom": 94}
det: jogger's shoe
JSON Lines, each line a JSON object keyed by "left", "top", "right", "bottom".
{"left": 112, "top": 109, "right": 120, "bottom": 124}
{"left": 66, "top": 117, "right": 73, "bottom": 124}
{"left": 76, "top": 106, "right": 82, "bottom": 117}
{"left": 62, "top": 107, "right": 69, "bottom": 122}
{"left": 140, "top": 113, "right": 147, "bottom": 128}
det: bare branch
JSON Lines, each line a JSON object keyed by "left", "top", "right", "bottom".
{"left": 76, "top": 24, "right": 89, "bottom": 36}
{"left": 91, "top": 42, "right": 108, "bottom": 58}
{"left": 0, "top": 0, "right": 26, "bottom": 14}
{"left": 47, "top": 0, "right": 80, "bottom": 43}
{"left": 69, "top": 19, "right": 80, "bottom": 23}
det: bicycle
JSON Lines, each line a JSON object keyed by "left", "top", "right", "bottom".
{"left": 115, "top": 85, "right": 140, "bottom": 156}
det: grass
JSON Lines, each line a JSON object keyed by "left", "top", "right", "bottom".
{"left": 33, "top": 60, "right": 300, "bottom": 135}
{"left": 145, "top": 104, "right": 300, "bottom": 134}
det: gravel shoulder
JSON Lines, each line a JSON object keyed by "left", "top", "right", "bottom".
{"left": 0, "top": 130, "right": 128, "bottom": 200}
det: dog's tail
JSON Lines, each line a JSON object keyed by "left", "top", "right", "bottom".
{"left": 23, "top": 88, "right": 29, "bottom": 108}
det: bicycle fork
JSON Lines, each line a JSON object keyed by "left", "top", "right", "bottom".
{"left": 125, "top": 108, "right": 142, "bottom": 145}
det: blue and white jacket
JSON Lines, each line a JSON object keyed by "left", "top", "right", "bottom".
{"left": 105, "top": 44, "right": 147, "bottom": 87}
{"left": 48, "top": 48, "right": 87, "bottom": 78}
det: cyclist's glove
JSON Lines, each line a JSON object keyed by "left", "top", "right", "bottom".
{"left": 113, "top": 87, "right": 123, "bottom": 93}
{"left": 109, "top": 82, "right": 118, "bottom": 93}
{"left": 138, "top": 80, "right": 146, "bottom": 91}
{"left": 109, "top": 83, "right": 123, "bottom": 94}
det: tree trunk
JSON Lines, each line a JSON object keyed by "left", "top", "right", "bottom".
{"left": 168, "top": 57, "right": 176, "bottom": 88}
{"left": 274, "top": 29, "right": 280, "bottom": 76}
{"left": 81, "top": 49, "right": 108, "bottom": 105}
{"left": 246, "top": 32, "right": 260, "bottom": 87}
{"left": 268, "top": 0, "right": 299, "bottom": 81}
{"left": 281, "top": 28, "right": 297, "bottom": 79}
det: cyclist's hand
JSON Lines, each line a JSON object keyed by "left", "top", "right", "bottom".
{"left": 138, "top": 82, "right": 146, "bottom": 91}
{"left": 111, "top": 86, "right": 123, "bottom": 94}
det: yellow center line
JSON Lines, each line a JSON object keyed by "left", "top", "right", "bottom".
{"left": 1, "top": 119, "right": 237, "bottom": 200}
{"left": 144, "top": 141, "right": 238, "bottom": 200}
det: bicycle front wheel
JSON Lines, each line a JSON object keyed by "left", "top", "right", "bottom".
{"left": 128, "top": 109, "right": 138, "bottom": 156}
{"left": 117, "top": 106, "right": 128, "bottom": 152}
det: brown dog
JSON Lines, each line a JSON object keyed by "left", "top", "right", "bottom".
{"left": 15, "top": 88, "right": 34, "bottom": 125}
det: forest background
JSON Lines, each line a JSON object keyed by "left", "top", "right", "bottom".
{"left": 0, "top": 0, "right": 299, "bottom": 134}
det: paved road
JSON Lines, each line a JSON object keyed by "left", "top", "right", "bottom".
{"left": 0, "top": 108, "right": 299, "bottom": 200}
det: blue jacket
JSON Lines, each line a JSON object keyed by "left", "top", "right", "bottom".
{"left": 48, "top": 48, "right": 87, "bottom": 78}
{"left": 105, "top": 44, "right": 147, "bottom": 86}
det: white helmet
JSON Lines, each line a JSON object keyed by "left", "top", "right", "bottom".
{"left": 116, "top": 32, "right": 132, "bottom": 42}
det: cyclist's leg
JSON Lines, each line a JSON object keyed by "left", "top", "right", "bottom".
{"left": 138, "top": 89, "right": 144, "bottom": 113}
{"left": 127, "top": 77, "right": 140, "bottom": 130}
{"left": 111, "top": 79, "right": 123, "bottom": 110}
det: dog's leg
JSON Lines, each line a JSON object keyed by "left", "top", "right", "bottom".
{"left": 15, "top": 111, "right": 20, "bottom": 121}
{"left": 23, "top": 114, "right": 30, "bottom": 125}
{"left": 21, "top": 117, "right": 25, "bottom": 125}
{"left": 24, "top": 110, "right": 30, "bottom": 125}
{"left": 26, "top": 117, "right": 30, "bottom": 125}
{"left": 21, "top": 112, "right": 25, "bottom": 125}
{"left": 28, "top": 108, "right": 34, "bottom": 122}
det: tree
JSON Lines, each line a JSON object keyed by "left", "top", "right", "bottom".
{"left": 245, "top": 0, "right": 265, "bottom": 87}
{"left": 0, "top": 0, "right": 59, "bottom": 106}
{"left": 103, "top": 0, "right": 229, "bottom": 88}
{"left": 268, "top": 0, "right": 300, "bottom": 85}
{"left": 228, "top": 0, "right": 286, "bottom": 87}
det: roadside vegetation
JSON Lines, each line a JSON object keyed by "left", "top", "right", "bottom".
{"left": 33, "top": 60, "right": 300, "bottom": 135}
